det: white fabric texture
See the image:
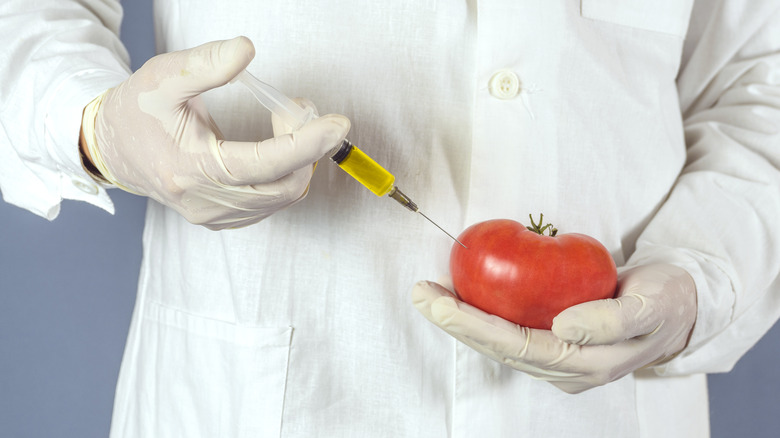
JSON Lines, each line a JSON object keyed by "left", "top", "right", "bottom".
{"left": 2, "top": 1, "right": 780, "bottom": 437}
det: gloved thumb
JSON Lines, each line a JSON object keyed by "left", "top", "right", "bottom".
{"left": 551, "top": 264, "right": 695, "bottom": 346}
{"left": 551, "top": 295, "right": 658, "bottom": 345}
{"left": 159, "top": 36, "right": 256, "bottom": 100}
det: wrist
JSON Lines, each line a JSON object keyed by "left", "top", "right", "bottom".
{"left": 79, "top": 118, "right": 108, "bottom": 183}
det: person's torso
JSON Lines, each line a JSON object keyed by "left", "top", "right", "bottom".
{"left": 111, "top": 1, "right": 708, "bottom": 437}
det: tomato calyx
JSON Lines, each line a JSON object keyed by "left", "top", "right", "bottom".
{"left": 526, "top": 214, "right": 558, "bottom": 237}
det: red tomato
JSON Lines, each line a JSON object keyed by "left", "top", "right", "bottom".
{"left": 449, "top": 216, "right": 617, "bottom": 330}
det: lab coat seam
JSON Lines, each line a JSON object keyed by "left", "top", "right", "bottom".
{"left": 448, "top": 337, "right": 457, "bottom": 438}
{"left": 109, "top": 255, "right": 152, "bottom": 436}
{"left": 451, "top": 339, "right": 461, "bottom": 438}
{"left": 461, "top": 0, "right": 479, "bottom": 230}
{"left": 278, "top": 326, "right": 294, "bottom": 438}
{"left": 579, "top": 0, "right": 693, "bottom": 39}
{"left": 633, "top": 374, "right": 643, "bottom": 438}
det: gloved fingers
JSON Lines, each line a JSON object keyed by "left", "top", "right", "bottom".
{"left": 429, "top": 294, "right": 531, "bottom": 354}
{"left": 412, "top": 280, "right": 459, "bottom": 324}
{"left": 145, "top": 36, "right": 255, "bottom": 101}
{"left": 542, "top": 342, "right": 652, "bottom": 394}
{"left": 220, "top": 164, "right": 313, "bottom": 204}
{"left": 411, "top": 281, "right": 584, "bottom": 378}
{"left": 162, "top": 164, "right": 313, "bottom": 230}
{"left": 204, "top": 165, "right": 312, "bottom": 206}
{"left": 217, "top": 114, "right": 350, "bottom": 185}
{"left": 272, "top": 98, "right": 319, "bottom": 136}
{"left": 507, "top": 333, "right": 664, "bottom": 393}
{"left": 413, "top": 282, "right": 534, "bottom": 370}
{"left": 412, "top": 281, "right": 507, "bottom": 349}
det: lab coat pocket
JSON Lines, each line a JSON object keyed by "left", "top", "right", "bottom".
{"left": 118, "top": 300, "right": 292, "bottom": 438}
{"left": 580, "top": 0, "right": 694, "bottom": 37}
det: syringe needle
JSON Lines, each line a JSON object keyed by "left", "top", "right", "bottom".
{"left": 386, "top": 186, "right": 466, "bottom": 248}
{"left": 418, "top": 211, "right": 468, "bottom": 249}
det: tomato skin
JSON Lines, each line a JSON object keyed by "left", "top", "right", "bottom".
{"left": 449, "top": 219, "right": 617, "bottom": 330}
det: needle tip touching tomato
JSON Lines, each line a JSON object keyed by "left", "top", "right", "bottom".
{"left": 449, "top": 215, "right": 617, "bottom": 330}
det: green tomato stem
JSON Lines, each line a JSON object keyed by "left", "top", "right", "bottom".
{"left": 527, "top": 213, "right": 558, "bottom": 237}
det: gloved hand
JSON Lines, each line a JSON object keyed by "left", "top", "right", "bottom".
{"left": 80, "top": 36, "right": 350, "bottom": 230}
{"left": 412, "top": 264, "right": 697, "bottom": 394}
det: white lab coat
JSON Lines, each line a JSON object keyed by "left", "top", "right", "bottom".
{"left": 2, "top": 0, "right": 780, "bottom": 437}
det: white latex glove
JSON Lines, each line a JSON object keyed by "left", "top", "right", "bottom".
{"left": 412, "top": 264, "right": 697, "bottom": 394}
{"left": 80, "top": 36, "right": 350, "bottom": 230}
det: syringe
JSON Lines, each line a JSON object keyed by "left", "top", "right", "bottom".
{"left": 234, "top": 70, "right": 466, "bottom": 248}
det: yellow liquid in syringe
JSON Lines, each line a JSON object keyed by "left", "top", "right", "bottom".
{"left": 329, "top": 140, "right": 396, "bottom": 197}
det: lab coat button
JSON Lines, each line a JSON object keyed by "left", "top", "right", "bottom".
{"left": 72, "top": 176, "right": 99, "bottom": 195}
{"left": 489, "top": 70, "right": 521, "bottom": 99}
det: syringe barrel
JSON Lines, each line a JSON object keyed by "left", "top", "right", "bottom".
{"left": 329, "top": 140, "right": 395, "bottom": 197}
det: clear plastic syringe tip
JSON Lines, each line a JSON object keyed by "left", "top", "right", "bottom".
{"left": 234, "top": 70, "right": 315, "bottom": 130}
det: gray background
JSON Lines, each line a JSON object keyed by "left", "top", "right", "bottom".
{"left": 1, "top": 1, "right": 779, "bottom": 436}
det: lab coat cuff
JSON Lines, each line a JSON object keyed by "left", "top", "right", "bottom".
{"left": 43, "top": 70, "right": 127, "bottom": 218}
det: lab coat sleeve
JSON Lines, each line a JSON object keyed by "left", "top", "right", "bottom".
{"left": 626, "top": 1, "right": 780, "bottom": 375}
{"left": 0, "top": 0, "right": 132, "bottom": 219}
